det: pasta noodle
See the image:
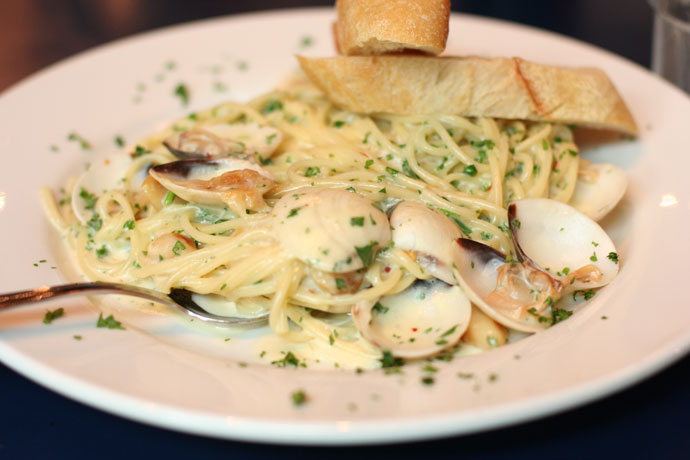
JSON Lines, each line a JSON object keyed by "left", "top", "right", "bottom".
{"left": 44, "top": 80, "right": 590, "bottom": 366}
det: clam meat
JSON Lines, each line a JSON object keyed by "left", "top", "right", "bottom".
{"left": 452, "top": 198, "right": 620, "bottom": 333}
{"left": 149, "top": 158, "right": 274, "bottom": 213}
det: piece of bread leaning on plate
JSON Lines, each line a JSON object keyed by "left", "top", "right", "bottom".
{"left": 298, "top": 0, "right": 638, "bottom": 135}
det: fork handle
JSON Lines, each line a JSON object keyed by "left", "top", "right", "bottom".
{"left": 0, "top": 282, "right": 168, "bottom": 310}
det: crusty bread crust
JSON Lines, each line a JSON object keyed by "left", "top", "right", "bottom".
{"left": 297, "top": 55, "right": 638, "bottom": 135}
{"left": 335, "top": 0, "right": 450, "bottom": 56}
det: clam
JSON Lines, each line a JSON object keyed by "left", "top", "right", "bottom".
{"left": 352, "top": 279, "right": 471, "bottom": 359}
{"left": 149, "top": 158, "right": 274, "bottom": 213}
{"left": 452, "top": 198, "right": 620, "bottom": 333}
{"left": 272, "top": 188, "right": 391, "bottom": 273}
{"left": 163, "top": 123, "right": 282, "bottom": 160}
{"left": 568, "top": 161, "right": 627, "bottom": 221}
{"left": 453, "top": 238, "right": 557, "bottom": 333}
{"left": 509, "top": 198, "right": 619, "bottom": 291}
{"left": 72, "top": 155, "right": 147, "bottom": 224}
{"left": 389, "top": 201, "right": 462, "bottom": 285}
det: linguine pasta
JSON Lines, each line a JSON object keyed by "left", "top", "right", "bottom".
{"left": 43, "top": 81, "right": 588, "bottom": 366}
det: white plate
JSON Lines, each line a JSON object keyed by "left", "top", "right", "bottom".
{"left": 1, "top": 8, "right": 689, "bottom": 445}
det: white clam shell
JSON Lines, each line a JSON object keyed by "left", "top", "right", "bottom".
{"left": 569, "top": 162, "right": 627, "bottom": 221}
{"left": 389, "top": 201, "right": 462, "bottom": 285}
{"left": 72, "top": 155, "right": 141, "bottom": 224}
{"left": 510, "top": 198, "right": 619, "bottom": 291}
{"left": 272, "top": 188, "right": 391, "bottom": 273}
{"left": 352, "top": 280, "right": 471, "bottom": 359}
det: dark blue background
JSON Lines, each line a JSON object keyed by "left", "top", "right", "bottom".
{"left": 2, "top": 1, "right": 688, "bottom": 458}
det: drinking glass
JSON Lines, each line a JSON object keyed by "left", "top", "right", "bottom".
{"left": 650, "top": 0, "right": 690, "bottom": 93}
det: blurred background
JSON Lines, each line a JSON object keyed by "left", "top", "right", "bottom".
{"left": 0, "top": 0, "right": 653, "bottom": 92}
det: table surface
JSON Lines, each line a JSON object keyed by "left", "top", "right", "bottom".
{"left": 2, "top": 1, "right": 689, "bottom": 458}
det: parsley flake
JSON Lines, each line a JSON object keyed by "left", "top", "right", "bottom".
{"left": 97, "top": 313, "right": 125, "bottom": 330}
{"left": 43, "top": 308, "right": 64, "bottom": 325}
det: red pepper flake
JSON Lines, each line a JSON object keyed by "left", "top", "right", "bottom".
{"left": 104, "top": 159, "right": 111, "bottom": 165}
{"left": 412, "top": 327, "right": 418, "bottom": 332}
{"left": 552, "top": 159, "right": 558, "bottom": 170}
{"left": 485, "top": 184, "right": 492, "bottom": 191}
{"left": 384, "top": 266, "right": 391, "bottom": 273}
{"left": 308, "top": 289, "right": 315, "bottom": 294}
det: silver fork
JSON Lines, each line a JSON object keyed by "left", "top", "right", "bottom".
{"left": 0, "top": 282, "right": 268, "bottom": 326}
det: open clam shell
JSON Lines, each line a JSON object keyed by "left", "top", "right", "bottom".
{"left": 149, "top": 158, "right": 274, "bottom": 212}
{"left": 163, "top": 123, "right": 282, "bottom": 160}
{"left": 72, "top": 155, "right": 147, "bottom": 224}
{"left": 508, "top": 198, "right": 619, "bottom": 291}
{"left": 569, "top": 161, "right": 627, "bottom": 221}
{"left": 352, "top": 279, "right": 471, "bottom": 359}
{"left": 453, "top": 239, "right": 551, "bottom": 333}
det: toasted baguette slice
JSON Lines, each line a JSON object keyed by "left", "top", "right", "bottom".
{"left": 334, "top": 0, "right": 450, "bottom": 56}
{"left": 297, "top": 55, "right": 638, "bottom": 135}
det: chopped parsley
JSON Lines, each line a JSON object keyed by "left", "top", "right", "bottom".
{"left": 372, "top": 302, "right": 389, "bottom": 314}
{"left": 463, "top": 164, "right": 478, "bottom": 177}
{"left": 97, "top": 313, "right": 125, "bottom": 330}
{"left": 385, "top": 166, "right": 399, "bottom": 176}
{"left": 304, "top": 166, "right": 320, "bottom": 177}
{"left": 96, "top": 245, "right": 109, "bottom": 258}
{"left": 67, "top": 132, "right": 91, "bottom": 150}
{"left": 299, "top": 35, "right": 314, "bottom": 48}
{"left": 355, "top": 241, "right": 378, "bottom": 267}
{"left": 172, "top": 240, "right": 186, "bottom": 255}
{"left": 421, "top": 376, "right": 435, "bottom": 385}
{"left": 573, "top": 289, "right": 596, "bottom": 301}
{"left": 332, "top": 120, "right": 345, "bottom": 128}
{"left": 350, "top": 216, "right": 365, "bottom": 227}
{"left": 79, "top": 188, "right": 98, "bottom": 210}
{"left": 292, "top": 389, "right": 308, "bottom": 406}
{"left": 590, "top": 252, "right": 598, "bottom": 262}
{"left": 607, "top": 252, "right": 619, "bottom": 264}
{"left": 114, "top": 135, "right": 125, "bottom": 147}
{"left": 43, "top": 308, "right": 64, "bottom": 325}
{"left": 123, "top": 219, "right": 135, "bottom": 230}
{"left": 132, "top": 145, "right": 151, "bottom": 158}
{"left": 402, "top": 159, "right": 419, "bottom": 179}
{"left": 163, "top": 191, "right": 175, "bottom": 206}
{"left": 287, "top": 207, "right": 301, "bottom": 218}
{"left": 271, "top": 351, "right": 302, "bottom": 367}
{"left": 364, "top": 159, "right": 374, "bottom": 169}
{"left": 440, "top": 209, "right": 472, "bottom": 236}
{"left": 551, "top": 308, "right": 573, "bottom": 325}
{"left": 173, "top": 83, "right": 190, "bottom": 106}
{"left": 87, "top": 213, "right": 103, "bottom": 232}
{"left": 380, "top": 350, "right": 404, "bottom": 368}
{"left": 474, "top": 150, "right": 488, "bottom": 163}
{"left": 262, "top": 99, "right": 283, "bottom": 114}
{"left": 335, "top": 278, "right": 346, "bottom": 290}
